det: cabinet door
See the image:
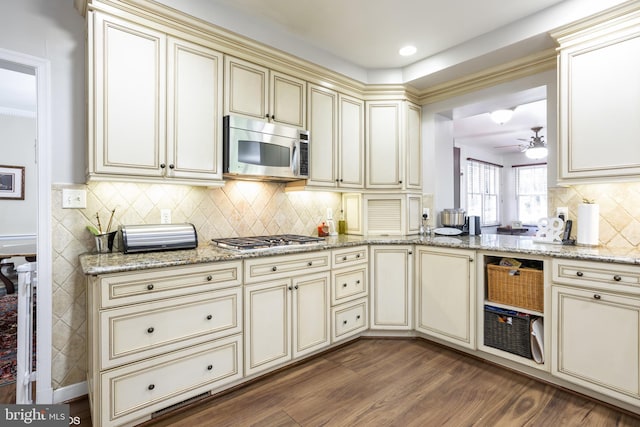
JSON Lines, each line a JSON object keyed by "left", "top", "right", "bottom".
{"left": 224, "top": 56, "right": 269, "bottom": 120}
{"left": 338, "top": 94, "right": 365, "bottom": 188}
{"left": 292, "top": 272, "right": 330, "bottom": 358}
{"left": 244, "top": 279, "right": 291, "bottom": 376}
{"left": 558, "top": 31, "right": 640, "bottom": 181}
{"left": 166, "top": 37, "right": 223, "bottom": 181}
{"left": 415, "top": 247, "right": 476, "bottom": 349}
{"left": 552, "top": 286, "right": 640, "bottom": 404}
{"left": 91, "top": 12, "right": 166, "bottom": 177}
{"left": 306, "top": 84, "right": 338, "bottom": 187}
{"left": 270, "top": 70, "right": 306, "bottom": 128}
{"left": 366, "top": 101, "right": 402, "bottom": 188}
{"left": 370, "top": 245, "right": 413, "bottom": 330}
{"left": 404, "top": 102, "right": 422, "bottom": 190}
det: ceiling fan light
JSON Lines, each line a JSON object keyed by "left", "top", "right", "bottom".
{"left": 490, "top": 109, "right": 514, "bottom": 125}
{"left": 525, "top": 145, "right": 548, "bottom": 159}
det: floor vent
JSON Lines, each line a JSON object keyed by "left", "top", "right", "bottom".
{"left": 151, "top": 391, "right": 211, "bottom": 418}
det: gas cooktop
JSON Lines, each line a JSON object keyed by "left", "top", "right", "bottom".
{"left": 211, "top": 234, "right": 325, "bottom": 251}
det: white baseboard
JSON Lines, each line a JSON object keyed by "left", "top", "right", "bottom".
{"left": 53, "top": 381, "right": 87, "bottom": 403}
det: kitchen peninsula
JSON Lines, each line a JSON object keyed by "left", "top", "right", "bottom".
{"left": 80, "top": 235, "right": 640, "bottom": 426}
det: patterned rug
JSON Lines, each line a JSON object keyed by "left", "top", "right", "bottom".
{"left": 0, "top": 294, "right": 18, "bottom": 385}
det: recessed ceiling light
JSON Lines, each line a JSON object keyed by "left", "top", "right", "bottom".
{"left": 399, "top": 45, "right": 417, "bottom": 56}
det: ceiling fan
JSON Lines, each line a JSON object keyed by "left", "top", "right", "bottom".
{"left": 494, "top": 126, "right": 548, "bottom": 159}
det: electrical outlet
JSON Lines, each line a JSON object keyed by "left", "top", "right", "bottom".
{"left": 62, "top": 189, "right": 87, "bottom": 209}
{"left": 160, "top": 209, "right": 171, "bottom": 224}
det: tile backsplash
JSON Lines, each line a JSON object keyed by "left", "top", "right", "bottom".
{"left": 50, "top": 180, "right": 340, "bottom": 388}
{"left": 548, "top": 182, "right": 640, "bottom": 248}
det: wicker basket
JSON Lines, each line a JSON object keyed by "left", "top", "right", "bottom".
{"left": 484, "top": 305, "right": 532, "bottom": 359}
{"left": 487, "top": 263, "right": 543, "bottom": 312}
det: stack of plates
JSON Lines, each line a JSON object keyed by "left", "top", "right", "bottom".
{"left": 433, "top": 227, "right": 463, "bottom": 236}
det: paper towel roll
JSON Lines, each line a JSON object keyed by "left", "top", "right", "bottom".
{"left": 577, "top": 203, "right": 599, "bottom": 246}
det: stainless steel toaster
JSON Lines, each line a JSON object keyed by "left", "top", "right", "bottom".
{"left": 121, "top": 223, "right": 198, "bottom": 254}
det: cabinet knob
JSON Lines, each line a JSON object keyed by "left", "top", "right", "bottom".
{"left": 206, "top": 275, "right": 213, "bottom": 281}
{"left": 272, "top": 266, "right": 277, "bottom": 272}
{"left": 206, "top": 314, "right": 212, "bottom": 320}
{"left": 336, "top": 178, "right": 340, "bottom": 182}
{"left": 356, "top": 315, "right": 361, "bottom": 320}
{"left": 593, "top": 294, "right": 602, "bottom": 300}
{"left": 343, "top": 320, "right": 348, "bottom": 325}
{"left": 207, "top": 365, "right": 213, "bottom": 371}
{"left": 356, "top": 254, "right": 361, "bottom": 258}
{"left": 160, "top": 163, "right": 166, "bottom": 169}
{"left": 294, "top": 285, "right": 299, "bottom": 290}
{"left": 288, "top": 286, "right": 293, "bottom": 291}
{"left": 399, "top": 180, "right": 403, "bottom": 184}
{"left": 147, "top": 284, "right": 154, "bottom": 290}
{"left": 613, "top": 275, "right": 622, "bottom": 282}
{"left": 271, "top": 114, "right": 275, "bottom": 120}
{"left": 340, "top": 179, "right": 344, "bottom": 182}
{"left": 469, "top": 258, "right": 474, "bottom": 263}
{"left": 308, "top": 262, "right": 313, "bottom": 266}
{"left": 576, "top": 271, "right": 584, "bottom": 277}
{"left": 147, "top": 327, "right": 154, "bottom": 334}
{"left": 408, "top": 251, "right": 413, "bottom": 255}
{"left": 342, "top": 283, "right": 347, "bottom": 288}
{"left": 343, "top": 256, "right": 347, "bottom": 261}
{"left": 265, "top": 114, "right": 270, "bottom": 119}
{"left": 356, "top": 280, "right": 360, "bottom": 284}
{"left": 169, "top": 164, "right": 175, "bottom": 169}
{"left": 148, "top": 384, "right": 155, "bottom": 390}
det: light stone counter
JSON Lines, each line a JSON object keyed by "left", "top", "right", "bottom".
{"left": 80, "top": 233, "right": 640, "bottom": 276}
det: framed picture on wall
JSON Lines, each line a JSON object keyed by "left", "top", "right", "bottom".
{"left": 0, "top": 165, "right": 25, "bottom": 200}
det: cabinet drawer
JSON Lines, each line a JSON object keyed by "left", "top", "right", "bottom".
{"left": 101, "top": 288, "right": 241, "bottom": 369}
{"left": 100, "top": 334, "right": 242, "bottom": 427}
{"left": 331, "top": 298, "right": 368, "bottom": 342}
{"left": 332, "top": 266, "right": 367, "bottom": 305}
{"left": 552, "top": 259, "right": 640, "bottom": 294}
{"left": 331, "top": 246, "right": 368, "bottom": 268}
{"left": 98, "top": 261, "right": 242, "bottom": 308}
{"left": 244, "top": 252, "right": 330, "bottom": 283}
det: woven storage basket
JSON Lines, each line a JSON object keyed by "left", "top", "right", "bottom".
{"left": 484, "top": 305, "right": 532, "bottom": 359}
{"left": 487, "top": 264, "right": 543, "bottom": 312}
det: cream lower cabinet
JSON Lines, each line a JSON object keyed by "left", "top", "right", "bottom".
{"left": 415, "top": 247, "right": 476, "bottom": 349}
{"left": 330, "top": 246, "right": 369, "bottom": 341}
{"left": 89, "top": 11, "right": 224, "bottom": 185}
{"left": 243, "top": 253, "right": 330, "bottom": 376}
{"left": 370, "top": 245, "right": 413, "bottom": 330}
{"left": 551, "top": 258, "right": 640, "bottom": 405}
{"left": 86, "top": 261, "right": 243, "bottom": 427}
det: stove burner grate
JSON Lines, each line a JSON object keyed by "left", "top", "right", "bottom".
{"left": 211, "top": 234, "right": 324, "bottom": 250}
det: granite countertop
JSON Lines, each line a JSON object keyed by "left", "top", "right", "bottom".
{"left": 79, "top": 233, "right": 640, "bottom": 276}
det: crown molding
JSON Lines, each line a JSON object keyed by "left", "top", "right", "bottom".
{"left": 415, "top": 48, "right": 557, "bottom": 105}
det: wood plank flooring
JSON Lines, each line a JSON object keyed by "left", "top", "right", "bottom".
{"left": 69, "top": 338, "right": 640, "bottom": 426}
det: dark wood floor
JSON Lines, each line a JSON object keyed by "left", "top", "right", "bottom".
{"left": 69, "top": 338, "right": 640, "bottom": 426}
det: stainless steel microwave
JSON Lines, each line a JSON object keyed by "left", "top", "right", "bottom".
{"left": 223, "top": 115, "right": 309, "bottom": 181}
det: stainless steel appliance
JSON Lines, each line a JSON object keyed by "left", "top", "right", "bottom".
{"left": 223, "top": 115, "right": 310, "bottom": 181}
{"left": 121, "top": 223, "right": 198, "bottom": 253}
{"left": 441, "top": 209, "right": 466, "bottom": 227}
{"left": 211, "top": 234, "right": 324, "bottom": 251}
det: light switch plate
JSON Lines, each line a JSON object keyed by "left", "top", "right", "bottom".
{"left": 160, "top": 209, "right": 171, "bottom": 224}
{"left": 62, "top": 189, "right": 87, "bottom": 209}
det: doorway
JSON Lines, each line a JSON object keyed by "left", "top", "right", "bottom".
{"left": 0, "top": 48, "right": 53, "bottom": 404}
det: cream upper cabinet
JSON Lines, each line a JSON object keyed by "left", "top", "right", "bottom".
{"left": 415, "top": 246, "right": 476, "bottom": 349}
{"left": 224, "top": 55, "right": 306, "bottom": 128}
{"left": 370, "top": 245, "right": 413, "bottom": 330}
{"left": 90, "top": 12, "right": 166, "bottom": 179}
{"left": 166, "top": 37, "right": 223, "bottom": 181}
{"left": 365, "top": 100, "right": 421, "bottom": 190}
{"left": 88, "top": 12, "right": 224, "bottom": 185}
{"left": 553, "top": 4, "right": 640, "bottom": 183}
{"left": 305, "top": 84, "right": 364, "bottom": 189}
{"left": 552, "top": 285, "right": 640, "bottom": 405}
{"left": 338, "top": 94, "right": 365, "bottom": 188}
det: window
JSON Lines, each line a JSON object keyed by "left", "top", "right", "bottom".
{"left": 466, "top": 158, "right": 501, "bottom": 226}
{"left": 515, "top": 164, "right": 547, "bottom": 225}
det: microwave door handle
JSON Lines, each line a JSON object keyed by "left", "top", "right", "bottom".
{"left": 291, "top": 141, "right": 299, "bottom": 176}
